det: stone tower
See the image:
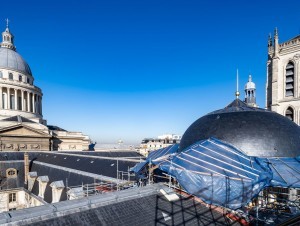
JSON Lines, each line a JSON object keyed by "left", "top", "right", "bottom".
{"left": 266, "top": 28, "right": 300, "bottom": 124}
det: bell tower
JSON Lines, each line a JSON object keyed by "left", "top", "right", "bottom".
{"left": 244, "top": 75, "right": 257, "bottom": 107}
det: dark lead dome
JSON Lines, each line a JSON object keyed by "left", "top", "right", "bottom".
{"left": 179, "top": 99, "right": 300, "bottom": 157}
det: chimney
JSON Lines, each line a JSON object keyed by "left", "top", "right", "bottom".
{"left": 50, "top": 180, "right": 65, "bottom": 203}
{"left": 24, "top": 152, "right": 29, "bottom": 186}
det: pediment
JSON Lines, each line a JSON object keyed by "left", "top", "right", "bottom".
{"left": 0, "top": 125, "right": 50, "bottom": 137}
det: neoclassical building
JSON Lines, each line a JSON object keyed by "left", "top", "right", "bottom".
{"left": 0, "top": 24, "right": 43, "bottom": 123}
{"left": 266, "top": 28, "right": 300, "bottom": 124}
{"left": 0, "top": 23, "right": 90, "bottom": 151}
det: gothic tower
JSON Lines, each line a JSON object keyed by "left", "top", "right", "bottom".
{"left": 266, "top": 28, "right": 300, "bottom": 124}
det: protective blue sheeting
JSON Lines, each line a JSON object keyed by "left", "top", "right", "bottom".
{"left": 259, "top": 157, "right": 300, "bottom": 188}
{"left": 132, "top": 137, "right": 300, "bottom": 210}
{"left": 159, "top": 138, "right": 272, "bottom": 209}
{"left": 130, "top": 144, "right": 178, "bottom": 174}
{"left": 130, "top": 161, "right": 147, "bottom": 174}
{"left": 147, "top": 144, "right": 179, "bottom": 164}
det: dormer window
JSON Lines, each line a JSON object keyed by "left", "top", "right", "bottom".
{"left": 27, "top": 78, "right": 30, "bottom": 84}
{"left": 9, "top": 73, "right": 13, "bottom": 80}
{"left": 285, "top": 62, "right": 294, "bottom": 97}
{"left": 18, "top": 75, "right": 22, "bottom": 82}
{"left": 6, "top": 168, "right": 17, "bottom": 178}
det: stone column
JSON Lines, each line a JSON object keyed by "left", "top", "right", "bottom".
{"left": 27, "top": 92, "right": 30, "bottom": 112}
{"left": 32, "top": 93, "right": 35, "bottom": 113}
{"left": 38, "top": 96, "right": 40, "bottom": 115}
{"left": 14, "top": 89, "right": 18, "bottom": 110}
{"left": 21, "top": 90, "right": 24, "bottom": 111}
{"left": 40, "top": 97, "right": 42, "bottom": 115}
{"left": 7, "top": 88, "right": 10, "bottom": 109}
{"left": 0, "top": 87, "right": 2, "bottom": 109}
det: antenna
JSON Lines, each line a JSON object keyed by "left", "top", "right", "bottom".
{"left": 235, "top": 69, "right": 240, "bottom": 99}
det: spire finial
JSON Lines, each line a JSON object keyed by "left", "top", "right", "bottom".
{"left": 275, "top": 27, "right": 278, "bottom": 36}
{"left": 5, "top": 18, "right": 9, "bottom": 28}
{"left": 235, "top": 69, "right": 240, "bottom": 99}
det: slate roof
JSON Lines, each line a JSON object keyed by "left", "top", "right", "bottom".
{"left": 0, "top": 152, "right": 141, "bottom": 203}
{"left": 0, "top": 161, "right": 24, "bottom": 189}
{"left": 32, "top": 152, "right": 138, "bottom": 178}
{"left": 47, "top": 125, "right": 66, "bottom": 131}
{"left": 60, "top": 151, "right": 144, "bottom": 158}
{"left": 1, "top": 115, "right": 36, "bottom": 123}
{"left": 30, "top": 161, "right": 106, "bottom": 203}
{"left": 0, "top": 184, "right": 243, "bottom": 226}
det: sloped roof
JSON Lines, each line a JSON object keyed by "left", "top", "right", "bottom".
{"left": 1, "top": 184, "right": 242, "bottom": 226}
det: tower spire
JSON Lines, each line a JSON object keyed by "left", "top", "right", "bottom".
{"left": 268, "top": 33, "right": 272, "bottom": 47}
{"left": 274, "top": 27, "right": 279, "bottom": 58}
{"left": 235, "top": 69, "right": 240, "bottom": 99}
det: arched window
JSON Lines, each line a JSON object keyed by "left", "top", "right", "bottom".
{"left": 285, "top": 62, "right": 294, "bottom": 97}
{"left": 18, "top": 75, "right": 22, "bottom": 82}
{"left": 9, "top": 73, "right": 13, "bottom": 80}
{"left": 285, "top": 107, "right": 294, "bottom": 121}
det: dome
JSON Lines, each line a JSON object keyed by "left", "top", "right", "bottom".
{"left": 244, "top": 75, "right": 255, "bottom": 90}
{"left": 245, "top": 81, "right": 255, "bottom": 89}
{"left": 179, "top": 99, "right": 300, "bottom": 157}
{"left": 0, "top": 47, "right": 32, "bottom": 75}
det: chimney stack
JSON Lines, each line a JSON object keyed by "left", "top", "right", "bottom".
{"left": 24, "top": 152, "right": 29, "bottom": 186}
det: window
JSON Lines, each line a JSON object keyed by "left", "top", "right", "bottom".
{"left": 18, "top": 75, "right": 22, "bottom": 82}
{"left": 0, "top": 71, "right": 2, "bottom": 78}
{"left": 6, "top": 168, "right": 17, "bottom": 178}
{"left": 286, "top": 107, "right": 294, "bottom": 121}
{"left": 285, "top": 62, "right": 294, "bottom": 97}
{"left": 8, "top": 73, "right": 13, "bottom": 80}
{"left": 9, "top": 193, "right": 16, "bottom": 203}
{"left": 27, "top": 78, "right": 30, "bottom": 84}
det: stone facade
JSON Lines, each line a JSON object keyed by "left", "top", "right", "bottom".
{"left": 0, "top": 188, "right": 44, "bottom": 212}
{"left": 267, "top": 28, "right": 300, "bottom": 124}
{"left": 139, "top": 134, "right": 181, "bottom": 156}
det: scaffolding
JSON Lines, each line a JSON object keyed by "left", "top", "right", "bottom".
{"left": 66, "top": 170, "right": 136, "bottom": 200}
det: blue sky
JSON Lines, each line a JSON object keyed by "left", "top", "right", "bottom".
{"left": 1, "top": 0, "right": 300, "bottom": 144}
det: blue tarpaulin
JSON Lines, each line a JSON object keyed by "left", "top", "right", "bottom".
{"left": 133, "top": 137, "right": 300, "bottom": 210}
{"left": 130, "top": 144, "right": 179, "bottom": 174}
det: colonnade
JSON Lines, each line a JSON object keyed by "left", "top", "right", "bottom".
{"left": 0, "top": 87, "right": 42, "bottom": 115}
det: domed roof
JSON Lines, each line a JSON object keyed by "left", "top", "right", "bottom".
{"left": 0, "top": 47, "right": 32, "bottom": 75}
{"left": 244, "top": 75, "right": 255, "bottom": 90}
{"left": 179, "top": 99, "right": 300, "bottom": 157}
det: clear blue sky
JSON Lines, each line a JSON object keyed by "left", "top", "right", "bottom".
{"left": 1, "top": 0, "right": 300, "bottom": 144}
